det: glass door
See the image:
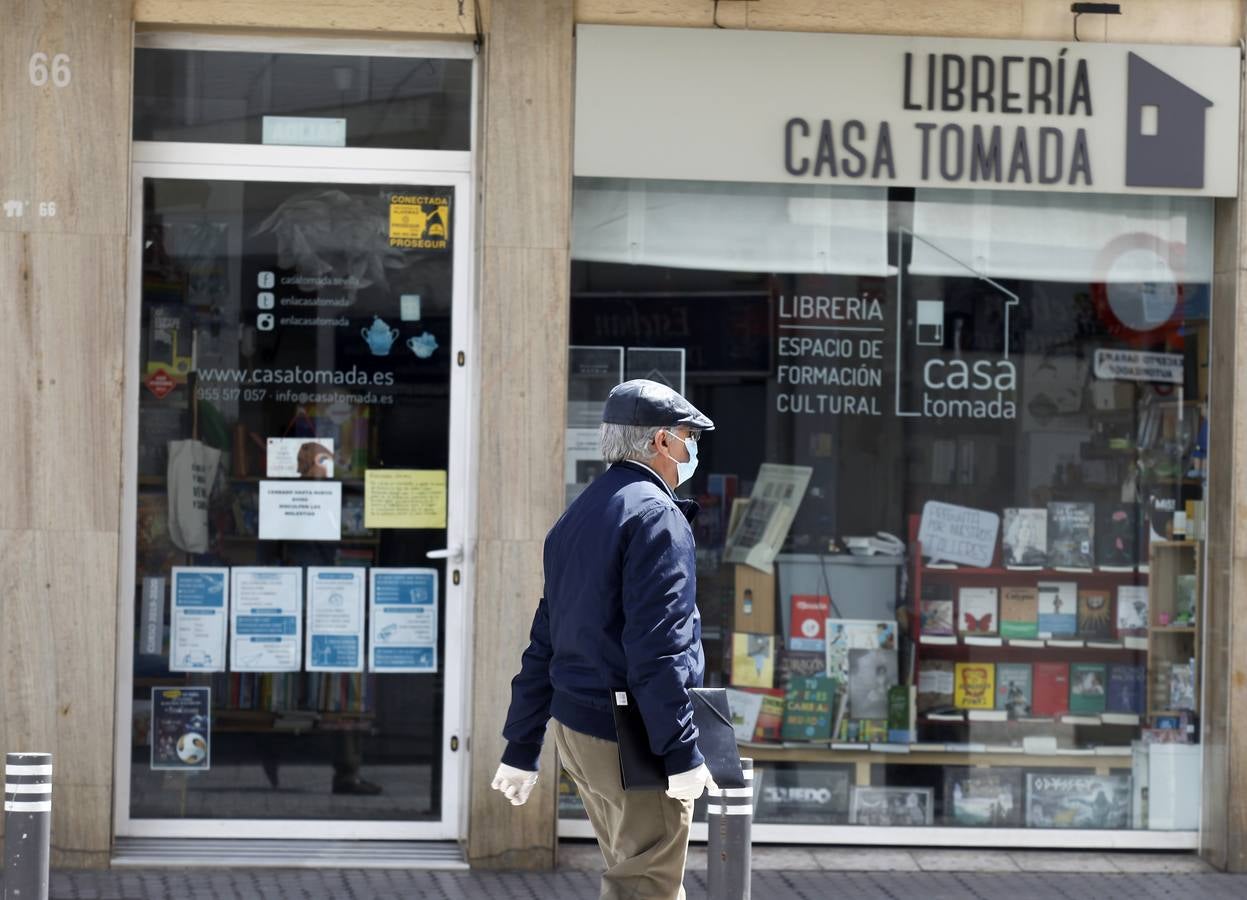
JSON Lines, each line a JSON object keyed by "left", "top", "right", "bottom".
{"left": 116, "top": 165, "right": 472, "bottom": 840}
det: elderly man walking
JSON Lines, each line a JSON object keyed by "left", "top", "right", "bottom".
{"left": 491, "top": 379, "right": 716, "bottom": 899}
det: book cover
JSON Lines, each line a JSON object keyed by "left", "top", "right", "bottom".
{"left": 1037, "top": 581, "right": 1078, "bottom": 636}
{"left": 755, "top": 764, "right": 850, "bottom": 824}
{"left": 1077, "top": 590, "right": 1113, "bottom": 640}
{"left": 958, "top": 587, "right": 998, "bottom": 635}
{"left": 999, "top": 587, "right": 1039, "bottom": 639}
{"left": 944, "top": 767, "right": 1023, "bottom": 826}
{"left": 1106, "top": 664, "right": 1145, "bottom": 715}
{"left": 886, "top": 685, "right": 914, "bottom": 743}
{"left": 1047, "top": 502, "right": 1095, "bottom": 568}
{"left": 1169, "top": 659, "right": 1196, "bottom": 711}
{"left": 751, "top": 690, "right": 786, "bottom": 741}
{"left": 916, "top": 659, "right": 954, "bottom": 713}
{"left": 847, "top": 648, "right": 898, "bottom": 720}
{"left": 1096, "top": 504, "right": 1138, "bottom": 568}
{"left": 850, "top": 786, "right": 933, "bottom": 826}
{"left": 953, "top": 661, "right": 995, "bottom": 710}
{"left": 781, "top": 676, "right": 837, "bottom": 741}
{"left": 920, "top": 582, "right": 954, "bottom": 636}
{"left": 825, "top": 618, "right": 897, "bottom": 681}
{"left": 789, "top": 594, "right": 832, "bottom": 652}
{"left": 1001, "top": 507, "right": 1047, "bottom": 567}
{"left": 1069, "top": 663, "right": 1108, "bottom": 714}
{"left": 1025, "top": 773, "right": 1131, "bottom": 828}
{"left": 1116, "top": 585, "right": 1149, "bottom": 636}
{"left": 776, "top": 648, "right": 827, "bottom": 691}
{"left": 725, "top": 688, "right": 765, "bottom": 743}
{"left": 1032, "top": 662, "right": 1071, "bottom": 717}
{"left": 1175, "top": 575, "right": 1197, "bottom": 625}
{"left": 731, "top": 633, "right": 775, "bottom": 688}
{"left": 995, "top": 663, "right": 1033, "bottom": 718}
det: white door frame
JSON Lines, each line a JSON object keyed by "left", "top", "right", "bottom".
{"left": 113, "top": 146, "right": 478, "bottom": 840}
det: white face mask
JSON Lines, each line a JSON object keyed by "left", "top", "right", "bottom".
{"left": 663, "top": 431, "right": 699, "bottom": 487}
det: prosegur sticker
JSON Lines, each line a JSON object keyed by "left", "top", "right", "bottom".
{"left": 389, "top": 192, "right": 451, "bottom": 250}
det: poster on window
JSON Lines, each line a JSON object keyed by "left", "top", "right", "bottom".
{"left": 150, "top": 686, "right": 211, "bottom": 771}
{"left": 723, "top": 464, "right": 814, "bottom": 574}
{"left": 369, "top": 568, "right": 438, "bottom": 673}
{"left": 306, "top": 567, "right": 366, "bottom": 672}
{"left": 230, "top": 567, "right": 303, "bottom": 672}
{"left": 169, "top": 567, "right": 229, "bottom": 673}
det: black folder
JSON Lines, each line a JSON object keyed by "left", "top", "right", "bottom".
{"left": 610, "top": 687, "right": 746, "bottom": 791}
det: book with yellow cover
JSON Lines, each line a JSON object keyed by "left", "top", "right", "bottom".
{"left": 731, "top": 632, "right": 775, "bottom": 688}
{"left": 954, "top": 661, "right": 996, "bottom": 710}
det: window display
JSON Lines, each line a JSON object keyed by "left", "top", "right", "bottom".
{"left": 562, "top": 179, "right": 1210, "bottom": 836}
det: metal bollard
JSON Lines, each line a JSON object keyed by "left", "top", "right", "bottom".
{"left": 4, "top": 753, "right": 52, "bottom": 900}
{"left": 705, "top": 758, "right": 752, "bottom": 900}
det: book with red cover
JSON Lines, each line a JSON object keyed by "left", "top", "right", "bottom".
{"left": 744, "top": 687, "right": 785, "bottom": 741}
{"left": 1031, "top": 662, "right": 1070, "bottom": 717}
{"left": 789, "top": 594, "right": 831, "bottom": 652}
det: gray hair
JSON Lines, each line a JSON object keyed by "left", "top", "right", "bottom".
{"left": 599, "top": 422, "right": 664, "bottom": 464}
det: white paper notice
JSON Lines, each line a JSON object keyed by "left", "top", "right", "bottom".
{"left": 169, "top": 568, "right": 229, "bottom": 673}
{"left": 369, "top": 568, "right": 438, "bottom": 673}
{"left": 230, "top": 567, "right": 303, "bottom": 672}
{"left": 917, "top": 500, "right": 1000, "bottom": 568}
{"left": 258, "top": 480, "right": 342, "bottom": 541}
{"left": 306, "top": 568, "right": 365, "bottom": 673}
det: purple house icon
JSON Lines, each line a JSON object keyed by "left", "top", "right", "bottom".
{"left": 1125, "top": 52, "right": 1212, "bottom": 190}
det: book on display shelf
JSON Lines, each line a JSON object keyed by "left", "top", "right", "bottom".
{"left": 1047, "top": 502, "right": 1095, "bottom": 569}
{"left": 916, "top": 659, "right": 954, "bottom": 714}
{"left": 958, "top": 587, "right": 998, "bottom": 635}
{"left": 953, "top": 661, "right": 995, "bottom": 710}
{"left": 1025, "top": 773, "right": 1131, "bottom": 829}
{"left": 750, "top": 689, "right": 786, "bottom": 742}
{"left": 944, "top": 767, "right": 1024, "bottom": 827}
{"left": 724, "top": 687, "right": 765, "bottom": 743}
{"left": 730, "top": 633, "right": 775, "bottom": 688}
{"left": 1106, "top": 664, "right": 1145, "bottom": 718}
{"left": 919, "top": 582, "right": 955, "bottom": 637}
{"left": 1032, "top": 662, "right": 1071, "bottom": 717}
{"left": 789, "top": 594, "right": 831, "bottom": 652}
{"left": 1001, "top": 507, "right": 1047, "bottom": 567}
{"left": 846, "top": 648, "right": 898, "bottom": 720}
{"left": 995, "top": 663, "right": 1033, "bottom": 718}
{"left": 1096, "top": 503, "right": 1138, "bottom": 569}
{"left": 825, "top": 618, "right": 897, "bottom": 682}
{"left": 999, "top": 586, "right": 1039, "bottom": 640}
{"left": 1077, "top": 589, "right": 1114, "bottom": 640}
{"left": 1068, "top": 662, "right": 1107, "bottom": 715}
{"left": 1037, "top": 581, "right": 1077, "bottom": 637}
{"left": 780, "top": 676, "right": 838, "bottom": 742}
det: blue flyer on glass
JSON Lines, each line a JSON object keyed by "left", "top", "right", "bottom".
{"left": 306, "top": 567, "right": 366, "bottom": 673}
{"left": 230, "top": 567, "right": 303, "bottom": 672}
{"left": 369, "top": 568, "right": 438, "bottom": 673}
{"left": 169, "top": 567, "right": 229, "bottom": 673}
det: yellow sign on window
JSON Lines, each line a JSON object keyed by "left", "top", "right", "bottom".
{"left": 364, "top": 469, "right": 447, "bottom": 529}
{"left": 388, "top": 193, "right": 451, "bottom": 250}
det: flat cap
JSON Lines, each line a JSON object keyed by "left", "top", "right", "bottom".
{"left": 601, "top": 379, "right": 714, "bottom": 431}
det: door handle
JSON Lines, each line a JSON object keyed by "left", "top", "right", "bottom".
{"left": 426, "top": 545, "right": 463, "bottom": 564}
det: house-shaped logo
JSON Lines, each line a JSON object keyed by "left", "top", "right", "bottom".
{"left": 1125, "top": 52, "right": 1212, "bottom": 190}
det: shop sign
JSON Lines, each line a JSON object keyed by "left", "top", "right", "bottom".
{"left": 575, "top": 27, "right": 1239, "bottom": 197}
{"left": 145, "top": 368, "right": 176, "bottom": 399}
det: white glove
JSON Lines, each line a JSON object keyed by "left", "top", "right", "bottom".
{"left": 491, "top": 763, "right": 539, "bottom": 806}
{"left": 665, "top": 763, "right": 717, "bottom": 801}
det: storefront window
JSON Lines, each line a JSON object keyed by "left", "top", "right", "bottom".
{"left": 133, "top": 49, "right": 471, "bottom": 150}
{"left": 563, "top": 178, "right": 1210, "bottom": 834}
{"left": 130, "top": 177, "right": 455, "bottom": 821}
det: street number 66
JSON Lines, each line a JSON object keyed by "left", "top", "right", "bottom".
{"left": 28, "top": 53, "right": 71, "bottom": 87}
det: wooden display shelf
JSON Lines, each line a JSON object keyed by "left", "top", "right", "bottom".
{"left": 739, "top": 743, "right": 1129, "bottom": 785}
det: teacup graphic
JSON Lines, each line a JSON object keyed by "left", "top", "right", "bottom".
{"left": 361, "top": 316, "right": 399, "bottom": 355}
{"left": 407, "top": 332, "right": 438, "bottom": 359}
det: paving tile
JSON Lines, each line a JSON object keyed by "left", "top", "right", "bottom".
{"left": 1103, "top": 852, "right": 1216, "bottom": 873}
{"left": 912, "top": 849, "right": 1021, "bottom": 871}
{"left": 1007, "top": 851, "right": 1121, "bottom": 873}
{"left": 813, "top": 847, "right": 921, "bottom": 871}
{"left": 750, "top": 847, "right": 821, "bottom": 869}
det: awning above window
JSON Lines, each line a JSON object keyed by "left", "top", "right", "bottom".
{"left": 909, "top": 189, "right": 1213, "bottom": 284}
{"left": 572, "top": 178, "right": 892, "bottom": 276}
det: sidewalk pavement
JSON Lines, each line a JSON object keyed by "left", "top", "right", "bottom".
{"left": 8, "top": 845, "right": 1247, "bottom": 899}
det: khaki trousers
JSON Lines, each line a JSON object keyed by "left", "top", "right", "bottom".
{"left": 552, "top": 719, "right": 694, "bottom": 900}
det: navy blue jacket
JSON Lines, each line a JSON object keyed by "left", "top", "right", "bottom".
{"left": 500, "top": 460, "right": 705, "bottom": 776}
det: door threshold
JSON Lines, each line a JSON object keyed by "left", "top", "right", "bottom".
{"left": 111, "top": 837, "right": 467, "bottom": 869}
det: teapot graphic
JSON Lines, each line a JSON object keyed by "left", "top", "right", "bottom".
{"left": 361, "top": 316, "right": 399, "bottom": 355}
{"left": 406, "top": 332, "right": 438, "bottom": 359}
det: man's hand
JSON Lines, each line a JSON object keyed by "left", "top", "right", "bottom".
{"left": 665, "top": 763, "right": 716, "bottom": 801}
{"left": 491, "top": 763, "right": 539, "bottom": 806}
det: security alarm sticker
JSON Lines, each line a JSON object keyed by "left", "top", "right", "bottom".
{"left": 388, "top": 192, "right": 452, "bottom": 250}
